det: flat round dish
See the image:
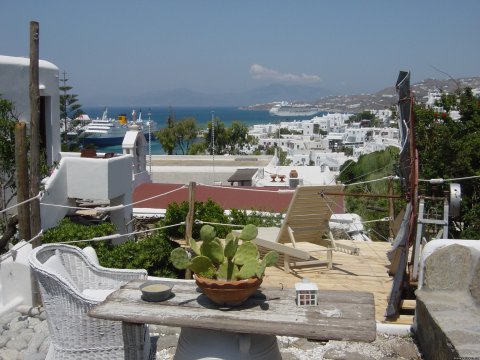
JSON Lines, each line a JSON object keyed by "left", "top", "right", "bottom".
{"left": 140, "top": 281, "right": 172, "bottom": 302}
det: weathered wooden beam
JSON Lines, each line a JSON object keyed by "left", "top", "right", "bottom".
{"left": 15, "top": 122, "right": 31, "bottom": 241}
{"left": 29, "top": 20, "right": 41, "bottom": 247}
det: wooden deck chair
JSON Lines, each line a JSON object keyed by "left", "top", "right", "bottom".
{"left": 253, "top": 227, "right": 334, "bottom": 273}
{"left": 251, "top": 185, "right": 360, "bottom": 273}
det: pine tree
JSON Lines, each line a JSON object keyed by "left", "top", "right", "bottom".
{"left": 59, "top": 71, "right": 83, "bottom": 143}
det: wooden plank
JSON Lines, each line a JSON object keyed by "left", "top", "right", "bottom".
{"left": 401, "top": 299, "right": 416, "bottom": 311}
{"left": 261, "top": 240, "right": 398, "bottom": 324}
{"left": 90, "top": 279, "right": 376, "bottom": 342}
{"left": 383, "top": 314, "right": 414, "bottom": 325}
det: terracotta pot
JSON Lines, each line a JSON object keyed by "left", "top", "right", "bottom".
{"left": 289, "top": 169, "right": 298, "bottom": 178}
{"left": 194, "top": 275, "right": 262, "bottom": 307}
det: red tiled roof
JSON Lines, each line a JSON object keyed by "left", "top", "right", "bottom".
{"left": 132, "top": 183, "right": 293, "bottom": 213}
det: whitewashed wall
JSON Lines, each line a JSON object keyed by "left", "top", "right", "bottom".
{"left": 0, "top": 55, "right": 61, "bottom": 165}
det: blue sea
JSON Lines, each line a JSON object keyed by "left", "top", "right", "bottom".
{"left": 82, "top": 106, "right": 322, "bottom": 154}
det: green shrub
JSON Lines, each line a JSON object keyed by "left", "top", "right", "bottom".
{"left": 41, "top": 217, "right": 182, "bottom": 278}
{"left": 42, "top": 218, "right": 116, "bottom": 246}
{"left": 160, "top": 199, "right": 229, "bottom": 239}
{"left": 229, "top": 209, "right": 283, "bottom": 227}
{"left": 97, "top": 233, "right": 182, "bottom": 278}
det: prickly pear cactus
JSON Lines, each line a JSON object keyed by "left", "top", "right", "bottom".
{"left": 189, "top": 238, "right": 201, "bottom": 256}
{"left": 170, "top": 248, "right": 191, "bottom": 270}
{"left": 225, "top": 232, "right": 235, "bottom": 243}
{"left": 234, "top": 242, "right": 259, "bottom": 266}
{"left": 216, "top": 260, "right": 238, "bottom": 280}
{"left": 200, "top": 225, "right": 216, "bottom": 242}
{"left": 256, "top": 259, "right": 266, "bottom": 278}
{"left": 264, "top": 251, "right": 279, "bottom": 267}
{"left": 171, "top": 224, "right": 278, "bottom": 282}
{"left": 224, "top": 236, "right": 239, "bottom": 259}
{"left": 237, "top": 259, "right": 259, "bottom": 279}
{"left": 200, "top": 240, "right": 224, "bottom": 265}
{"left": 239, "top": 224, "right": 258, "bottom": 241}
{"left": 190, "top": 256, "right": 215, "bottom": 278}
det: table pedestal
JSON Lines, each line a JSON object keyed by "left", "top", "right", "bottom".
{"left": 174, "top": 327, "right": 282, "bottom": 360}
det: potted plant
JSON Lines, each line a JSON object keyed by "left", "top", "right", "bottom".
{"left": 170, "top": 224, "right": 278, "bottom": 306}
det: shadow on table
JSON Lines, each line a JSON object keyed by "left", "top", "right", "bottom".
{"left": 193, "top": 289, "right": 272, "bottom": 311}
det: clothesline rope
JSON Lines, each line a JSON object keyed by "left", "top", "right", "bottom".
{"left": 59, "top": 222, "right": 185, "bottom": 245}
{"left": 0, "top": 194, "right": 41, "bottom": 215}
{"left": 0, "top": 230, "right": 43, "bottom": 263}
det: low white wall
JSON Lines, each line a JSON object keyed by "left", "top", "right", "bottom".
{"left": 40, "top": 158, "right": 72, "bottom": 230}
{"left": 0, "top": 242, "right": 34, "bottom": 317}
{"left": 66, "top": 155, "right": 133, "bottom": 199}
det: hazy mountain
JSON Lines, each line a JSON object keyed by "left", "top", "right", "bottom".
{"left": 98, "top": 76, "right": 480, "bottom": 109}
{"left": 131, "top": 83, "right": 334, "bottom": 107}
{"left": 311, "top": 76, "right": 480, "bottom": 112}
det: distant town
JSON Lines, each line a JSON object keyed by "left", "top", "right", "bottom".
{"left": 243, "top": 76, "right": 480, "bottom": 112}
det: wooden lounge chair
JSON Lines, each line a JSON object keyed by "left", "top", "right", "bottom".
{"left": 251, "top": 185, "right": 360, "bottom": 273}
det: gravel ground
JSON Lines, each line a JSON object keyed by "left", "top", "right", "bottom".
{"left": 150, "top": 325, "right": 422, "bottom": 360}
{"left": 0, "top": 309, "right": 422, "bottom": 360}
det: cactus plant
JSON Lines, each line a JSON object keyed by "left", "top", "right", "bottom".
{"left": 170, "top": 224, "right": 278, "bottom": 281}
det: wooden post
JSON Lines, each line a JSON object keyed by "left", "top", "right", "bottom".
{"left": 15, "top": 122, "right": 31, "bottom": 241}
{"left": 29, "top": 21, "right": 42, "bottom": 247}
{"left": 184, "top": 182, "right": 196, "bottom": 279}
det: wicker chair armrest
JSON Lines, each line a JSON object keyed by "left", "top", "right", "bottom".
{"left": 80, "top": 263, "right": 148, "bottom": 290}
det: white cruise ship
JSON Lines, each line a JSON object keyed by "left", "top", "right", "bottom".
{"left": 269, "top": 101, "right": 320, "bottom": 117}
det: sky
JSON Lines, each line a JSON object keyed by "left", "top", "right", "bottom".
{"left": 1, "top": 0, "right": 479, "bottom": 105}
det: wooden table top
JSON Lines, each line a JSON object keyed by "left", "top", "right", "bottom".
{"left": 89, "top": 279, "right": 376, "bottom": 342}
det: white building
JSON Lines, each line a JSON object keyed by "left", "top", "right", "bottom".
{"left": 0, "top": 55, "right": 150, "bottom": 237}
{"left": 0, "top": 55, "right": 151, "bottom": 315}
{"left": 0, "top": 55, "right": 61, "bottom": 165}
{"left": 302, "top": 113, "right": 352, "bottom": 136}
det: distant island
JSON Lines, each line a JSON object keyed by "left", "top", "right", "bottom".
{"left": 242, "top": 77, "right": 480, "bottom": 113}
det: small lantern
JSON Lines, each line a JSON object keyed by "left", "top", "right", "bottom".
{"left": 295, "top": 278, "right": 318, "bottom": 306}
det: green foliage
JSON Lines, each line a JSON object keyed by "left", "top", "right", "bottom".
{"left": 160, "top": 199, "right": 229, "bottom": 239}
{"left": 99, "top": 233, "right": 181, "bottom": 278}
{"left": 42, "top": 218, "right": 116, "bottom": 245}
{"left": 170, "top": 247, "right": 191, "bottom": 269}
{"left": 170, "top": 224, "right": 277, "bottom": 281}
{"left": 238, "top": 224, "right": 258, "bottom": 241}
{"left": 59, "top": 73, "right": 83, "bottom": 142}
{"left": 348, "top": 111, "right": 379, "bottom": 126}
{"left": 42, "top": 218, "right": 182, "bottom": 278}
{"left": 187, "top": 141, "right": 207, "bottom": 155}
{"left": 236, "top": 259, "right": 258, "bottom": 279}
{"left": 414, "top": 88, "right": 480, "bottom": 238}
{"left": 233, "top": 242, "right": 259, "bottom": 266}
{"left": 205, "top": 117, "right": 228, "bottom": 155}
{"left": 0, "top": 98, "right": 18, "bottom": 211}
{"left": 200, "top": 224, "right": 216, "bottom": 242}
{"left": 229, "top": 209, "right": 283, "bottom": 227}
{"left": 227, "top": 121, "right": 249, "bottom": 154}
{"left": 265, "top": 146, "right": 291, "bottom": 166}
{"left": 190, "top": 256, "right": 215, "bottom": 277}
{"left": 202, "top": 118, "right": 256, "bottom": 155}
{"left": 224, "top": 236, "right": 239, "bottom": 258}
{"left": 155, "top": 116, "right": 198, "bottom": 155}
{"left": 280, "top": 127, "right": 302, "bottom": 135}
{"left": 156, "top": 114, "right": 176, "bottom": 155}
{"left": 337, "top": 147, "right": 404, "bottom": 241}
{"left": 200, "top": 240, "right": 224, "bottom": 265}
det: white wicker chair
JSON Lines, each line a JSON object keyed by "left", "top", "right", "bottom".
{"left": 29, "top": 243, "right": 155, "bottom": 360}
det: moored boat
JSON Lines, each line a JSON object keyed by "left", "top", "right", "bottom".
{"left": 79, "top": 108, "right": 156, "bottom": 147}
{"left": 269, "top": 101, "right": 320, "bottom": 117}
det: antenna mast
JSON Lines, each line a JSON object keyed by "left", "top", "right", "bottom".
{"left": 211, "top": 110, "right": 215, "bottom": 185}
